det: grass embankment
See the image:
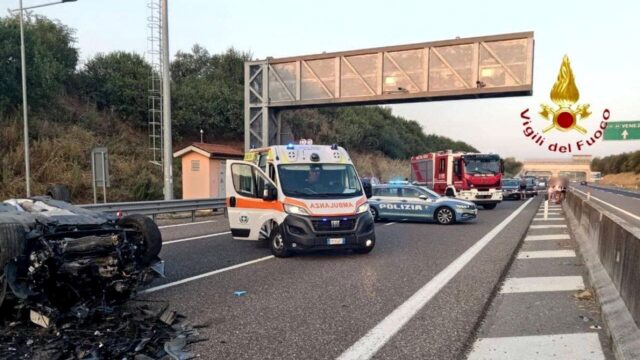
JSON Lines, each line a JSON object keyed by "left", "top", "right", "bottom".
{"left": 0, "top": 113, "right": 165, "bottom": 203}
{"left": 0, "top": 110, "right": 412, "bottom": 202}
{"left": 598, "top": 173, "right": 640, "bottom": 190}
{"left": 351, "top": 152, "right": 410, "bottom": 182}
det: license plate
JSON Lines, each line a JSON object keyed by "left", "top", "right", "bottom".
{"left": 328, "top": 238, "right": 345, "bottom": 245}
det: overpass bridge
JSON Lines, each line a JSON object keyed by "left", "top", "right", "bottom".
{"left": 521, "top": 154, "right": 592, "bottom": 181}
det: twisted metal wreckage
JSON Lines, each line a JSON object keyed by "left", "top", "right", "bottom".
{"left": 0, "top": 198, "right": 204, "bottom": 359}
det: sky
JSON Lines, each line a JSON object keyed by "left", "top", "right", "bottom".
{"left": 6, "top": 0, "right": 640, "bottom": 160}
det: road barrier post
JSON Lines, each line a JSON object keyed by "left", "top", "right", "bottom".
{"left": 544, "top": 199, "right": 549, "bottom": 219}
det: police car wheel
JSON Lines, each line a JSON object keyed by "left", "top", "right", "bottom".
{"left": 369, "top": 206, "right": 379, "bottom": 221}
{"left": 435, "top": 207, "right": 455, "bottom": 225}
{"left": 269, "top": 226, "right": 291, "bottom": 258}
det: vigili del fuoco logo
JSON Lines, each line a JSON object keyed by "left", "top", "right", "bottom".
{"left": 520, "top": 55, "right": 610, "bottom": 153}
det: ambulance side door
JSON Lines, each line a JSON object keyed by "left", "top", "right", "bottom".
{"left": 225, "top": 160, "right": 282, "bottom": 240}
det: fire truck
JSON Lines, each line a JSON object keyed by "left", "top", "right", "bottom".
{"left": 410, "top": 151, "right": 504, "bottom": 209}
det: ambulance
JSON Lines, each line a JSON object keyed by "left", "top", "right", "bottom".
{"left": 225, "top": 141, "right": 375, "bottom": 257}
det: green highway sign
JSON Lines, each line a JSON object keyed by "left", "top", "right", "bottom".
{"left": 603, "top": 121, "right": 640, "bottom": 141}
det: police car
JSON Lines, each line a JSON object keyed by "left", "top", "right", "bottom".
{"left": 369, "top": 183, "right": 477, "bottom": 225}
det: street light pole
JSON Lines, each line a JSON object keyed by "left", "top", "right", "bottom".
{"left": 13, "top": 0, "right": 77, "bottom": 198}
{"left": 18, "top": 0, "right": 30, "bottom": 197}
{"left": 161, "top": 0, "right": 174, "bottom": 200}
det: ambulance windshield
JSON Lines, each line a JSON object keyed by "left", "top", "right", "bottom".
{"left": 278, "top": 164, "right": 363, "bottom": 199}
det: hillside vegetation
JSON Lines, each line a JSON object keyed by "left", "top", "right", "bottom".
{"left": 0, "top": 14, "right": 478, "bottom": 202}
{"left": 591, "top": 151, "right": 640, "bottom": 175}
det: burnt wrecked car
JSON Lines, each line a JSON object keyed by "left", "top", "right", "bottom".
{"left": 0, "top": 197, "right": 163, "bottom": 315}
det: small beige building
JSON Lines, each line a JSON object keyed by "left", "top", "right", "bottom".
{"left": 173, "top": 143, "right": 244, "bottom": 199}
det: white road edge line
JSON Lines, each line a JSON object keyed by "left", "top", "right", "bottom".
{"left": 140, "top": 255, "right": 275, "bottom": 294}
{"left": 163, "top": 231, "right": 231, "bottom": 245}
{"left": 159, "top": 220, "right": 216, "bottom": 229}
{"left": 336, "top": 198, "right": 534, "bottom": 360}
{"left": 573, "top": 188, "right": 640, "bottom": 222}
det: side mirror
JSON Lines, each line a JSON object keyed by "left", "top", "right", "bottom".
{"left": 419, "top": 194, "right": 428, "bottom": 200}
{"left": 500, "top": 159, "right": 505, "bottom": 174}
{"left": 363, "top": 182, "right": 373, "bottom": 199}
{"left": 262, "top": 184, "right": 278, "bottom": 201}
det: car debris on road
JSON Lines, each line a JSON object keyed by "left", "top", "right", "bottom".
{"left": 0, "top": 197, "right": 204, "bottom": 359}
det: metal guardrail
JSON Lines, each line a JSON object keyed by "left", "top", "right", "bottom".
{"left": 80, "top": 198, "right": 226, "bottom": 220}
{"left": 587, "top": 184, "right": 640, "bottom": 199}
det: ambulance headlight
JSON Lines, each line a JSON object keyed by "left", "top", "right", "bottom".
{"left": 356, "top": 203, "right": 370, "bottom": 214}
{"left": 284, "top": 204, "right": 310, "bottom": 216}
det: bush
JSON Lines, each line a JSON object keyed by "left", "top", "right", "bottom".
{"left": 0, "top": 14, "right": 78, "bottom": 114}
{"left": 75, "top": 52, "right": 151, "bottom": 126}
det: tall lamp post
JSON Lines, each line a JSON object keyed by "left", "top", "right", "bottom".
{"left": 11, "top": 0, "right": 77, "bottom": 197}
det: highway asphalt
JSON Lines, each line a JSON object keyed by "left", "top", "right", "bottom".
{"left": 138, "top": 199, "right": 540, "bottom": 359}
{"left": 571, "top": 184, "right": 640, "bottom": 226}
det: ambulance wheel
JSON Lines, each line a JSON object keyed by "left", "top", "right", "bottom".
{"left": 482, "top": 204, "right": 497, "bottom": 210}
{"left": 435, "top": 207, "right": 455, "bottom": 225}
{"left": 269, "top": 226, "right": 291, "bottom": 258}
{"left": 369, "top": 206, "right": 379, "bottom": 221}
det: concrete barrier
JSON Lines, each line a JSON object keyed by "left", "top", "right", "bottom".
{"left": 565, "top": 190, "right": 640, "bottom": 359}
{"left": 566, "top": 190, "right": 640, "bottom": 325}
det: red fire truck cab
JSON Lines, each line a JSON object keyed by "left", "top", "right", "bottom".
{"left": 410, "top": 151, "right": 504, "bottom": 209}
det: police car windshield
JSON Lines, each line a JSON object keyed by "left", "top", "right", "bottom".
{"left": 278, "top": 164, "right": 363, "bottom": 199}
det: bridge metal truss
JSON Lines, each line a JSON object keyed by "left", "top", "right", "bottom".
{"left": 244, "top": 32, "right": 534, "bottom": 151}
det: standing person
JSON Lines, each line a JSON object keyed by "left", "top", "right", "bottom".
{"left": 519, "top": 178, "right": 527, "bottom": 200}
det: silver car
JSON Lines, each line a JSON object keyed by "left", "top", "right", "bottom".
{"left": 369, "top": 184, "right": 477, "bottom": 225}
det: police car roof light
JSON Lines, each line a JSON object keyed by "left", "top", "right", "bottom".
{"left": 331, "top": 144, "right": 338, "bottom": 150}
{"left": 286, "top": 143, "right": 295, "bottom": 150}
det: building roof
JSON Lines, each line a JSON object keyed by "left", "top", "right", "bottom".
{"left": 173, "top": 142, "right": 244, "bottom": 159}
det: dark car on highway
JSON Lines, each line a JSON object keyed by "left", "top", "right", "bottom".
{"left": 501, "top": 178, "right": 522, "bottom": 200}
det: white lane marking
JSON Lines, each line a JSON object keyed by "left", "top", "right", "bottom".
{"left": 529, "top": 224, "right": 567, "bottom": 229}
{"left": 336, "top": 198, "right": 533, "bottom": 360}
{"left": 384, "top": 222, "right": 397, "bottom": 226}
{"left": 500, "top": 276, "right": 584, "bottom": 293}
{"left": 159, "top": 220, "right": 216, "bottom": 229}
{"left": 517, "top": 250, "right": 576, "bottom": 259}
{"left": 468, "top": 333, "right": 605, "bottom": 360}
{"left": 533, "top": 217, "right": 566, "bottom": 221}
{"left": 163, "top": 231, "right": 231, "bottom": 245}
{"left": 141, "top": 255, "right": 275, "bottom": 294}
{"left": 525, "top": 234, "right": 570, "bottom": 241}
{"left": 573, "top": 188, "right": 640, "bottom": 222}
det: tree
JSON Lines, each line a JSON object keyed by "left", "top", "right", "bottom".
{"left": 171, "top": 46, "right": 251, "bottom": 140}
{"left": 76, "top": 52, "right": 151, "bottom": 126}
{"left": 503, "top": 157, "right": 523, "bottom": 177}
{"left": 282, "top": 106, "right": 478, "bottom": 159}
{"left": 0, "top": 14, "right": 78, "bottom": 114}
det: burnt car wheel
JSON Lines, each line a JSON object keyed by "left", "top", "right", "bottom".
{"left": 0, "top": 275, "right": 6, "bottom": 308}
{"left": 435, "top": 207, "right": 455, "bottom": 225}
{"left": 117, "top": 215, "right": 162, "bottom": 265}
{"left": 0, "top": 224, "right": 26, "bottom": 308}
{"left": 46, "top": 184, "right": 71, "bottom": 203}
